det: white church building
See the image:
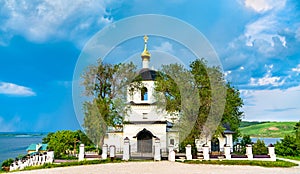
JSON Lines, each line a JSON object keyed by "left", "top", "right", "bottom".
{"left": 104, "top": 36, "right": 234, "bottom": 155}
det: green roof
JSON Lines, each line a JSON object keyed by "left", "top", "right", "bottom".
{"left": 26, "top": 143, "right": 48, "bottom": 151}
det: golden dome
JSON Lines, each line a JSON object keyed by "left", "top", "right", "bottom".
{"left": 141, "top": 35, "right": 151, "bottom": 57}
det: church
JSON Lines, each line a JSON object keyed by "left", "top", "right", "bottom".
{"left": 103, "top": 36, "right": 234, "bottom": 156}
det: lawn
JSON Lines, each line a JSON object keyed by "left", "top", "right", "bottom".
{"left": 278, "top": 155, "right": 300, "bottom": 161}
{"left": 240, "top": 121, "right": 297, "bottom": 138}
{"left": 182, "top": 159, "right": 298, "bottom": 168}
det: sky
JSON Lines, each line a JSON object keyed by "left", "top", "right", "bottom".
{"left": 0, "top": 0, "right": 300, "bottom": 132}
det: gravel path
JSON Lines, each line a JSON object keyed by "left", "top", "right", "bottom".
{"left": 13, "top": 161, "right": 300, "bottom": 174}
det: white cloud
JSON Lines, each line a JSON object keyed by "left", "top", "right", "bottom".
{"left": 153, "top": 42, "right": 174, "bottom": 53}
{"left": 249, "top": 64, "right": 285, "bottom": 87}
{"left": 0, "top": 0, "right": 115, "bottom": 44}
{"left": 241, "top": 85, "right": 300, "bottom": 121}
{"left": 244, "top": 15, "right": 286, "bottom": 48}
{"left": 244, "top": 0, "right": 286, "bottom": 13}
{"left": 0, "top": 82, "right": 36, "bottom": 96}
{"left": 292, "top": 64, "right": 300, "bottom": 74}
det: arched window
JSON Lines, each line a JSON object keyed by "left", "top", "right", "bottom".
{"left": 141, "top": 87, "right": 148, "bottom": 101}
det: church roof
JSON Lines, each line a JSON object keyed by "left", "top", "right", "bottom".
{"left": 139, "top": 68, "right": 157, "bottom": 81}
{"left": 223, "top": 123, "right": 235, "bottom": 134}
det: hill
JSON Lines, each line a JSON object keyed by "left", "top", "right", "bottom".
{"left": 239, "top": 121, "right": 297, "bottom": 138}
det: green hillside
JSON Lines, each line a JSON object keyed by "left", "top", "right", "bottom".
{"left": 239, "top": 121, "right": 297, "bottom": 138}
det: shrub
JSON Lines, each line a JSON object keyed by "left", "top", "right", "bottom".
{"left": 252, "top": 139, "right": 268, "bottom": 155}
{"left": 1, "top": 158, "right": 14, "bottom": 167}
{"left": 275, "top": 135, "right": 300, "bottom": 156}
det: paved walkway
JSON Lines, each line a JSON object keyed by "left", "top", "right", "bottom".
{"left": 14, "top": 161, "right": 300, "bottom": 174}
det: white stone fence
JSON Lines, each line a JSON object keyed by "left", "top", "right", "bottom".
{"left": 79, "top": 137, "right": 162, "bottom": 161}
{"left": 78, "top": 143, "right": 276, "bottom": 162}
{"left": 9, "top": 151, "right": 54, "bottom": 171}
{"left": 168, "top": 144, "right": 276, "bottom": 162}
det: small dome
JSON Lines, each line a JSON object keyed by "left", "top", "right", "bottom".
{"left": 141, "top": 49, "right": 151, "bottom": 57}
{"left": 139, "top": 68, "right": 157, "bottom": 81}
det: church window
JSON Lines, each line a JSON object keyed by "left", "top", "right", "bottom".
{"left": 170, "top": 139, "right": 174, "bottom": 145}
{"left": 143, "top": 113, "right": 148, "bottom": 119}
{"left": 141, "top": 87, "right": 148, "bottom": 101}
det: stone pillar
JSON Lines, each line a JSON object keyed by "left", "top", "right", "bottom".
{"left": 246, "top": 144, "right": 253, "bottom": 160}
{"left": 9, "top": 162, "right": 15, "bottom": 171}
{"left": 168, "top": 144, "right": 175, "bottom": 162}
{"left": 268, "top": 144, "right": 276, "bottom": 161}
{"left": 154, "top": 138, "right": 161, "bottom": 161}
{"left": 203, "top": 144, "right": 210, "bottom": 160}
{"left": 169, "top": 150, "right": 175, "bottom": 162}
{"left": 78, "top": 144, "right": 85, "bottom": 161}
{"left": 185, "top": 144, "right": 192, "bottom": 160}
{"left": 47, "top": 151, "right": 54, "bottom": 163}
{"left": 102, "top": 144, "right": 108, "bottom": 160}
{"left": 123, "top": 137, "right": 130, "bottom": 161}
{"left": 224, "top": 145, "right": 231, "bottom": 159}
{"left": 169, "top": 144, "right": 174, "bottom": 152}
{"left": 109, "top": 145, "right": 116, "bottom": 159}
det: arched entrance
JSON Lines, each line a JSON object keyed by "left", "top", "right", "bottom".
{"left": 211, "top": 137, "right": 220, "bottom": 152}
{"left": 136, "top": 128, "right": 154, "bottom": 153}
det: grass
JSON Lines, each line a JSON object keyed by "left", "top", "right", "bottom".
{"left": 240, "top": 121, "right": 297, "bottom": 138}
{"left": 182, "top": 159, "right": 298, "bottom": 168}
{"left": 3, "top": 158, "right": 154, "bottom": 172}
{"left": 1, "top": 158, "right": 297, "bottom": 172}
{"left": 22, "top": 159, "right": 122, "bottom": 171}
{"left": 278, "top": 155, "right": 300, "bottom": 161}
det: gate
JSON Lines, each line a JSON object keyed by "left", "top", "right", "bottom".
{"left": 131, "top": 128, "right": 155, "bottom": 159}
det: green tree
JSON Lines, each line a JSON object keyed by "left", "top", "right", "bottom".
{"left": 155, "top": 59, "right": 243, "bottom": 151}
{"left": 294, "top": 121, "right": 300, "bottom": 151}
{"left": 252, "top": 139, "right": 268, "bottom": 155}
{"left": 275, "top": 135, "right": 299, "bottom": 156}
{"left": 42, "top": 132, "right": 54, "bottom": 144}
{"left": 81, "top": 60, "right": 140, "bottom": 147}
{"left": 47, "top": 130, "right": 76, "bottom": 158}
{"left": 240, "top": 135, "right": 252, "bottom": 147}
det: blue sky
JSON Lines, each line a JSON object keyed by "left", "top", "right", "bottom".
{"left": 0, "top": 0, "right": 300, "bottom": 132}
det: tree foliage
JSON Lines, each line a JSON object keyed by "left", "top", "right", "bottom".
{"left": 275, "top": 120, "right": 300, "bottom": 156}
{"left": 81, "top": 60, "right": 140, "bottom": 147}
{"left": 47, "top": 130, "right": 76, "bottom": 158}
{"left": 155, "top": 59, "right": 243, "bottom": 150}
{"left": 252, "top": 139, "right": 268, "bottom": 155}
{"left": 275, "top": 135, "right": 300, "bottom": 156}
{"left": 45, "top": 130, "right": 93, "bottom": 158}
{"left": 240, "top": 135, "right": 252, "bottom": 147}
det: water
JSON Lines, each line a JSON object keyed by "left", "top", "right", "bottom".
{"left": 0, "top": 132, "right": 46, "bottom": 165}
{"left": 251, "top": 137, "right": 282, "bottom": 145}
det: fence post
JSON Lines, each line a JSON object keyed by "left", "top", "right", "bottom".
{"left": 224, "top": 145, "right": 231, "bottom": 159}
{"left": 123, "top": 137, "right": 130, "bottom": 161}
{"left": 246, "top": 144, "right": 253, "bottom": 160}
{"left": 109, "top": 145, "right": 116, "bottom": 160}
{"left": 78, "top": 144, "right": 85, "bottom": 161}
{"left": 168, "top": 144, "right": 175, "bottom": 162}
{"left": 154, "top": 138, "right": 161, "bottom": 161}
{"left": 185, "top": 144, "right": 192, "bottom": 160}
{"left": 203, "top": 144, "right": 210, "bottom": 160}
{"left": 268, "top": 144, "right": 276, "bottom": 161}
{"left": 102, "top": 144, "right": 108, "bottom": 160}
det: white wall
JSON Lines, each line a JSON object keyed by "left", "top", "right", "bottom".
{"left": 127, "top": 81, "right": 155, "bottom": 104}
{"left": 103, "top": 132, "right": 123, "bottom": 152}
{"left": 123, "top": 124, "right": 167, "bottom": 152}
